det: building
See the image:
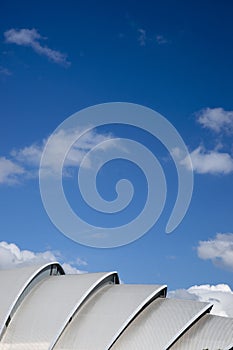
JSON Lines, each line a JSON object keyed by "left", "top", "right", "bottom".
{"left": 0, "top": 262, "right": 232, "bottom": 349}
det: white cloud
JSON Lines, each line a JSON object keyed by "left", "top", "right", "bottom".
{"left": 181, "top": 146, "right": 233, "bottom": 174}
{"left": 40, "top": 128, "right": 115, "bottom": 174}
{"left": 61, "top": 263, "right": 86, "bottom": 274}
{"left": 197, "top": 107, "right": 233, "bottom": 133}
{"left": 0, "top": 129, "right": 115, "bottom": 185}
{"left": 169, "top": 283, "right": 233, "bottom": 317}
{"left": 4, "top": 28, "right": 70, "bottom": 66}
{"left": 0, "top": 241, "right": 85, "bottom": 274}
{"left": 170, "top": 233, "right": 233, "bottom": 318}
{"left": 0, "top": 157, "right": 25, "bottom": 184}
{"left": 0, "top": 241, "right": 56, "bottom": 268}
{"left": 179, "top": 107, "right": 233, "bottom": 175}
{"left": 11, "top": 143, "right": 43, "bottom": 167}
{"left": 197, "top": 233, "right": 233, "bottom": 270}
{"left": 168, "top": 288, "right": 198, "bottom": 301}
{"left": 4, "top": 28, "right": 41, "bottom": 45}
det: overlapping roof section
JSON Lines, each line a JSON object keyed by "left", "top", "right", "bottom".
{"left": 0, "top": 262, "right": 232, "bottom": 350}
{"left": 111, "top": 297, "right": 212, "bottom": 350}
{"left": 54, "top": 284, "right": 167, "bottom": 350}
{"left": 0, "top": 268, "right": 118, "bottom": 350}
{"left": 0, "top": 262, "right": 64, "bottom": 340}
{"left": 170, "top": 314, "right": 233, "bottom": 350}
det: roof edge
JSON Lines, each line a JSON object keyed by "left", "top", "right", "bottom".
{"left": 108, "top": 284, "right": 167, "bottom": 350}
{"left": 0, "top": 261, "right": 64, "bottom": 339}
{"left": 50, "top": 271, "right": 119, "bottom": 350}
{"left": 166, "top": 302, "right": 213, "bottom": 349}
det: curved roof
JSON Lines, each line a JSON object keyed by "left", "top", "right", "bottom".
{"left": 0, "top": 263, "right": 233, "bottom": 350}
{"left": 0, "top": 262, "right": 64, "bottom": 340}
{"left": 111, "top": 297, "right": 212, "bottom": 350}
{"left": 170, "top": 313, "right": 233, "bottom": 350}
{"left": 53, "top": 283, "right": 167, "bottom": 350}
{"left": 0, "top": 271, "right": 118, "bottom": 350}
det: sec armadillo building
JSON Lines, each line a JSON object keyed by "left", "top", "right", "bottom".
{"left": 0, "top": 262, "right": 233, "bottom": 350}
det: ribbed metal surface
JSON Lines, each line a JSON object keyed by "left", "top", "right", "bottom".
{"left": 111, "top": 297, "right": 211, "bottom": 350}
{"left": 0, "top": 272, "right": 117, "bottom": 350}
{"left": 0, "top": 262, "right": 62, "bottom": 340}
{"left": 1, "top": 264, "right": 232, "bottom": 350}
{"left": 54, "top": 284, "right": 166, "bottom": 350}
{"left": 170, "top": 314, "right": 233, "bottom": 350}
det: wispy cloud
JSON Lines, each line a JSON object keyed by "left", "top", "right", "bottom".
{"left": 0, "top": 66, "right": 12, "bottom": 76}
{"left": 0, "top": 129, "right": 115, "bottom": 185}
{"left": 197, "top": 107, "right": 233, "bottom": 134}
{"left": 126, "top": 15, "right": 168, "bottom": 47}
{"left": 155, "top": 34, "right": 168, "bottom": 45}
{"left": 76, "top": 257, "right": 88, "bottom": 266}
{"left": 136, "top": 29, "right": 168, "bottom": 47}
{"left": 137, "top": 28, "right": 147, "bottom": 46}
{"left": 181, "top": 146, "right": 233, "bottom": 175}
{"left": 169, "top": 283, "right": 233, "bottom": 317}
{"left": 0, "top": 241, "right": 86, "bottom": 274}
{"left": 197, "top": 233, "right": 233, "bottom": 270}
{"left": 4, "top": 28, "right": 70, "bottom": 67}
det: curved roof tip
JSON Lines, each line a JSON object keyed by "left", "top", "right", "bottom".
{"left": 0, "top": 261, "right": 65, "bottom": 340}
{"left": 165, "top": 302, "right": 213, "bottom": 349}
{"left": 50, "top": 270, "right": 120, "bottom": 350}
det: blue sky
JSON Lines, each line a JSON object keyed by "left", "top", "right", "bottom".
{"left": 0, "top": 0, "right": 233, "bottom": 314}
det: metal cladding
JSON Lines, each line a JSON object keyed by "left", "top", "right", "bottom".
{"left": 0, "top": 262, "right": 232, "bottom": 350}
{"left": 0, "top": 262, "right": 64, "bottom": 340}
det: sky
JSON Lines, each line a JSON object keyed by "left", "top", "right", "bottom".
{"left": 0, "top": 0, "right": 233, "bottom": 317}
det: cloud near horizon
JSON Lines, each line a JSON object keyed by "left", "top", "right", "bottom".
{"left": 4, "top": 28, "right": 70, "bottom": 66}
{"left": 0, "top": 241, "right": 85, "bottom": 274}
{"left": 168, "top": 233, "right": 233, "bottom": 317}
{"left": 169, "top": 283, "right": 233, "bottom": 317}
{"left": 1, "top": 241, "right": 232, "bottom": 317}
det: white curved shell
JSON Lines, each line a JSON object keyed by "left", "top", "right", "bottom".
{"left": 0, "top": 262, "right": 63, "bottom": 340}
{"left": 170, "top": 313, "right": 233, "bottom": 350}
{"left": 0, "top": 263, "right": 233, "bottom": 350}
{"left": 54, "top": 284, "right": 167, "bottom": 350}
{"left": 0, "top": 271, "right": 118, "bottom": 350}
{"left": 111, "top": 297, "right": 211, "bottom": 350}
